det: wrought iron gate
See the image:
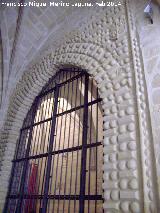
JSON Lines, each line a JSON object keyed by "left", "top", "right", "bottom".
{"left": 4, "top": 68, "right": 103, "bottom": 213}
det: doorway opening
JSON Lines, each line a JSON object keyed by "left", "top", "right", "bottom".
{"left": 4, "top": 68, "right": 103, "bottom": 213}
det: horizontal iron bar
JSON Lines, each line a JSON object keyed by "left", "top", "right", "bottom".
{"left": 22, "top": 117, "right": 52, "bottom": 131}
{"left": 39, "top": 69, "right": 86, "bottom": 96}
{"left": 37, "top": 72, "right": 85, "bottom": 99}
{"left": 13, "top": 142, "right": 102, "bottom": 162}
{"left": 56, "top": 98, "right": 102, "bottom": 117}
{"left": 58, "top": 71, "right": 86, "bottom": 87}
{"left": 21, "top": 98, "right": 102, "bottom": 131}
{"left": 60, "top": 68, "right": 86, "bottom": 73}
{"left": 8, "top": 194, "right": 103, "bottom": 200}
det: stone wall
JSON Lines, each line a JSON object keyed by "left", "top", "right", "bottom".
{"left": 0, "top": 0, "right": 160, "bottom": 212}
{"left": 132, "top": 0, "right": 160, "bottom": 209}
{"left": 0, "top": 0, "right": 93, "bottom": 120}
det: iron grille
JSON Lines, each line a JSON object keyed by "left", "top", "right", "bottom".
{"left": 4, "top": 68, "right": 103, "bottom": 213}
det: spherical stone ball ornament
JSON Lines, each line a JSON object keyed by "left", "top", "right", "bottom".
{"left": 124, "top": 92, "right": 131, "bottom": 100}
{"left": 103, "top": 172, "right": 109, "bottom": 181}
{"left": 110, "top": 73, "right": 117, "bottom": 80}
{"left": 103, "top": 138, "right": 110, "bottom": 146}
{"left": 119, "top": 142, "right": 127, "bottom": 151}
{"left": 127, "top": 123, "right": 135, "bottom": 132}
{"left": 110, "top": 136, "right": 117, "bottom": 144}
{"left": 150, "top": 203, "right": 156, "bottom": 213}
{"left": 119, "top": 110, "right": 125, "bottom": 117}
{"left": 111, "top": 106, "right": 117, "bottom": 113}
{"left": 127, "top": 159, "right": 137, "bottom": 170}
{"left": 110, "top": 120, "right": 117, "bottom": 128}
{"left": 120, "top": 201, "right": 129, "bottom": 212}
{"left": 111, "top": 190, "right": 120, "bottom": 201}
{"left": 104, "top": 108, "right": 110, "bottom": 116}
{"left": 147, "top": 180, "right": 151, "bottom": 188}
{"left": 104, "top": 154, "right": 109, "bottom": 163}
{"left": 119, "top": 178, "right": 128, "bottom": 190}
{"left": 130, "top": 201, "right": 140, "bottom": 213}
{"left": 118, "top": 160, "right": 126, "bottom": 170}
{"left": 114, "top": 82, "right": 121, "bottom": 90}
{"left": 104, "top": 122, "right": 110, "bottom": 130}
{"left": 116, "top": 96, "right": 123, "bottom": 104}
{"left": 149, "top": 191, "right": 154, "bottom": 201}
{"left": 106, "top": 82, "right": 112, "bottom": 89}
{"left": 109, "top": 153, "right": 117, "bottom": 162}
{"left": 128, "top": 141, "right": 136, "bottom": 151}
{"left": 126, "top": 107, "right": 134, "bottom": 115}
{"left": 129, "top": 178, "right": 138, "bottom": 190}
{"left": 119, "top": 125, "right": 126, "bottom": 134}
{"left": 110, "top": 171, "right": 118, "bottom": 181}
{"left": 108, "top": 94, "right": 114, "bottom": 101}
{"left": 120, "top": 78, "right": 127, "bottom": 86}
{"left": 103, "top": 190, "right": 110, "bottom": 200}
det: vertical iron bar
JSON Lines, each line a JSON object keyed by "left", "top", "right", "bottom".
{"left": 62, "top": 71, "right": 74, "bottom": 211}
{"left": 79, "top": 73, "right": 89, "bottom": 213}
{"left": 47, "top": 71, "right": 61, "bottom": 212}
{"left": 67, "top": 76, "right": 79, "bottom": 212}
{"left": 39, "top": 93, "right": 53, "bottom": 209}
{"left": 3, "top": 129, "right": 23, "bottom": 213}
{"left": 5, "top": 69, "right": 104, "bottom": 213}
{"left": 29, "top": 99, "right": 41, "bottom": 157}
{"left": 35, "top": 99, "right": 45, "bottom": 155}
{"left": 24, "top": 100, "right": 42, "bottom": 212}
{"left": 52, "top": 71, "right": 66, "bottom": 212}
{"left": 95, "top": 88, "right": 99, "bottom": 213}
{"left": 36, "top": 94, "right": 51, "bottom": 209}
{"left": 74, "top": 75, "right": 83, "bottom": 212}
{"left": 57, "top": 71, "right": 71, "bottom": 212}
{"left": 37, "top": 96, "right": 49, "bottom": 166}
{"left": 42, "top": 84, "right": 59, "bottom": 213}
{"left": 88, "top": 78, "right": 93, "bottom": 213}
{"left": 15, "top": 99, "right": 39, "bottom": 213}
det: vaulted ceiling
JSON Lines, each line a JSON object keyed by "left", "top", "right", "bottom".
{"left": 0, "top": 0, "right": 158, "bottom": 122}
{"left": 0, "top": 0, "right": 97, "bottom": 109}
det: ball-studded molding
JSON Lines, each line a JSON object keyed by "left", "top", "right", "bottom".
{"left": 0, "top": 1, "right": 159, "bottom": 212}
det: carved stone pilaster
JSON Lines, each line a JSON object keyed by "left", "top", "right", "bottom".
{"left": 0, "top": 1, "right": 159, "bottom": 212}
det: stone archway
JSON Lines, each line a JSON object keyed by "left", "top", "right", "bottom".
{"left": 0, "top": 1, "right": 159, "bottom": 212}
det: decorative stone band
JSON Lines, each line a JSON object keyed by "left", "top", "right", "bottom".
{"left": 126, "top": 0, "right": 159, "bottom": 212}
{"left": 0, "top": 1, "right": 158, "bottom": 212}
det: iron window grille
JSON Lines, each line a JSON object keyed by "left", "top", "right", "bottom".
{"left": 4, "top": 68, "right": 104, "bottom": 213}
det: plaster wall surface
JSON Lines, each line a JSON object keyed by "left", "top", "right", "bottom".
{"left": 0, "top": 0, "right": 96, "bottom": 129}
{"left": 0, "top": 0, "right": 160, "bottom": 212}
{"left": 132, "top": 0, "right": 160, "bottom": 203}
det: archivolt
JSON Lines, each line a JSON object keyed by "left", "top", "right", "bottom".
{"left": 0, "top": 44, "right": 108, "bottom": 203}
{"left": 0, "top": 3, "right": 147, "bottom": 213}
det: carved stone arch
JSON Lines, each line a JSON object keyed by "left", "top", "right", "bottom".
{"left": 0, "top": 50, "right": 109, "bottom": 210}
{"left": 0, "top": 1, "right": 159, "bottom": 212}
{"left": 0, "top": 48, "right": 138, "bottom": 213}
